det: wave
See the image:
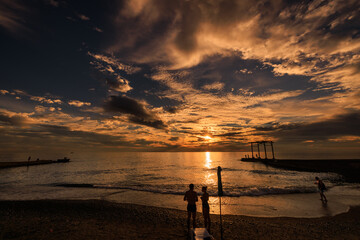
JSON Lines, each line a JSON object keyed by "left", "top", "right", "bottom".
{"left": 224, "top": 186, "right": 318, "bottom": 196}
{"left": 208, "top": 167, "right": 342, "bottom": 179}
{"left": 207, "top": 167, "right": 303, "bottom": 176}
{"left": 54, "top": 183, "right": 320, "bottom": 197}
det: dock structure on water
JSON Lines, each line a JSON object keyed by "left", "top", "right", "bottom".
{"left": 0, "top": 157, "right": 70, "bottom": 169}
{"left": 242, "top": 141, "right": 275, "bottom": 161}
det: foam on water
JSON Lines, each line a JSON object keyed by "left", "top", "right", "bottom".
{"left": 54, "top": 182, "right": 320, "bottom": 197}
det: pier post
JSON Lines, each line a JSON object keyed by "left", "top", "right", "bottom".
{"left": 251, "top": 143, "right": 254, "bottom": 158}
{"left": 257, "top": 143, "right": 260, "bottom": 159}
{"left": 271, "top": 141, "right": 275, "bottom": 159}
{"left": 263, "top": 142, "right": 267, "bottom": 159}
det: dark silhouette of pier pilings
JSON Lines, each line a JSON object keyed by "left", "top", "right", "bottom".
{"left": 247, "top": 141, "right": 275, "bottom": 160}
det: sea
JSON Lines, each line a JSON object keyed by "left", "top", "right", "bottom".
{"left": 1, "top": 152, "right": 360, "bottom": 218}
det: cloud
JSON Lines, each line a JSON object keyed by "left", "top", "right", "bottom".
{"left": 106, "top": 76, "right": 132, "bottom": 93}
{"left": 30, "top": 96, "right": 62, "bottom": 104}
{"left": 0, "top": 0, "right": 32, "bottom": 35}
{"left": 44, "top": 0, "right": 59, "bottom": 7}
{"left": 36, "top": 124, "right": 128, "bottom": 146}
{"left": 0, "top": 112, "right": 27, "bottom": 126}
{"left": 88, "top": 52, "right": 140, "bottom": 74}
{"left": 169, "top": 136, "right": 179, "bottom": 141}
{"left": 0, "top": 108, "right": 35, "bottom": 126}
{"left": 257, "top": 111, "right": 360, "bottom": 142}
{"left": 34, "top": 105, "right": 58, "bottom": 113}
{"left": 329, "top": 136, "right": 360, "bottom": 142}
{"left": 13, "top": 89, "right": 28, "bottom": 96}
{"left": 77, "top": 14, "right": 90, "bottom": 21}
{"left": 0, "top": 90, "right": 9, "bottom": 95}
{"left": 107, "top": 0, "right": 360, "bottom": 96}
{"left": 68, "top": 100, "right": 91, "bottom": 107}
{"left": 94, "top": 27, "right": 103, "bottom": 32}
{"left": 103, "top": 95, "right": 167, "bottom": 129}
{"left": 202, "top": 82, "right": 224, "bottom": 91}
{"left": 88, "top": 52, "right": 141, "bottom": 93}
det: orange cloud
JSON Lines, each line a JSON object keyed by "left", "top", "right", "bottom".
{"left": 68, "top": 100, "right": 91, "bottom": 107}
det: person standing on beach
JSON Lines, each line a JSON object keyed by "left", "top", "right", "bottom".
{"left": 314, "top": 177, "right": 327, "bottom": 202}
{"left": 184, "top": 183, "right": 198, "bottom": 229}
{"left": 201, "top": 186, "right": 211, "bottom": 232}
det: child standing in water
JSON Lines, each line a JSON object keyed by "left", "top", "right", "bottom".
{"left": 315, "top": 176, "right": 328, "bottom": 202}
{"left": 201, "top": 186, "right": 211, "bottom": 231}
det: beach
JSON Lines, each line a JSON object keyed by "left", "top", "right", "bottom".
{"left": 1, "top": 153, "right": 360, "bottom": 239}
{"left": 1, "top": 200, "right": 360, "bottom": 240}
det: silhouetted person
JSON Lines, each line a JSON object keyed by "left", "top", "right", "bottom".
{"left": 315, "top": 177, "right": 327, "bottom": 202}
{"left": 201, "top": 186, "right": 211, "bottom": 232}
{"left": 184, "top": 183, "right": 198, "bottom": 229}
{"left": 27, "top": 156, "right": 31, "bottom": 168}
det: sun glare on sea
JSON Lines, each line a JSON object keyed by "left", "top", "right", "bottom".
{"left": 205, "top": 151, "right": 212, "bottom": 169}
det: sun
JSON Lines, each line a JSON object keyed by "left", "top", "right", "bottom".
{"left": 203, "top": 136, "right": 212, "bottom": 140}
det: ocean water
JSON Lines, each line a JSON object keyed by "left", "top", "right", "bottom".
{"left": 1, "top": 152, "right": 360, "bottom": 217}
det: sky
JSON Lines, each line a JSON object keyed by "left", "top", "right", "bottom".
{"left": 0, "top": 0, "right": 359, "bottom": 158}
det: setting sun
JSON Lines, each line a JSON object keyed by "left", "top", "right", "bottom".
{"left": 203, "top": 136, "right": 212, "bottom": 140}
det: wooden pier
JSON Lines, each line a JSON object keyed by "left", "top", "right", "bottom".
{"left": 240, "top": 141, "right": 360, "bottom": 182}
{"left": 241, "top": 141, "right": 275, "bottom": 161}
{"left": 0, "top": 158, "right": 70, "bottom": 169}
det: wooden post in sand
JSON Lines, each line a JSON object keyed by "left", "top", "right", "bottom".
{"left": 250, "top": 143, "right": 254, "bottom": 158}
{"left": 217, "top": 166, "right": 224, "bottom": 240}
{"left": 263, "top": 142, "right": 268, "bottom": 159}
{"left": 271, "top": 141, "right": 275, "bottom": 159}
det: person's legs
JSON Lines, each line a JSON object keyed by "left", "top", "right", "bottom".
{"left": 204, "top": 209, "right": 210, "bottom": 231}
{"left": 321, "top": 192, "right": 327, "bottom": 202}
{"left": 187, "top": 211, "right": 191, "bottom": 229}
{"left": 203, "top": 214, "right": 207, "bottom": 228}
{"left": 192, "top": 211, "right": 196, "bottom": 228}
{"left": 202, "top": 206, "right": 207, "bottom": 228}
{"left": 206, "top": 211, "right": 211, "bottom": 231}
{"left": 318, "top": 188, "right": 325, "bottom": 201}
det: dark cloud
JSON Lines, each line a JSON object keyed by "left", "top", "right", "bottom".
{"left": 164, "top": 106, "right": 178, "bottom": 114}
{"left": 0, "top": 0, "right": 31, "bottom": 35}
{"left": 214, "top": 132, "right": 242, "bottom": 137}
{"left": 37, "top": 124, "right": 129, "bottom": 146}
{"left": 0, "top": 113, "right": 27, "bottom": 126}
{"left": 168, "top": 136, "right": 179, "bottom": 141}
{"left": 103, "top": 95, "right": 167, "bottom": 129}
{"left": 0, "top": 122, "right": 175, "bottom": 153}
{"left": 105, "top": 76, "right": 132, "bottom": 93}
{"left": 258, "top": 111, "right": 360, "bottom": 142}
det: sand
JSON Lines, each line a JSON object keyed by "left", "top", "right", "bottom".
{"left": 1, "top": 200, "right": 360, "bottom": 240}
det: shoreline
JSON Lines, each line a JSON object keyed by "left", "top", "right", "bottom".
{"left": 1, "top": 199, "right": 360, "bottom": 239}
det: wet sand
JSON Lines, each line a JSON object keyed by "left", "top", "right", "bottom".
{"left": 1, "top": 200, "right": 360, "bottom": 240}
